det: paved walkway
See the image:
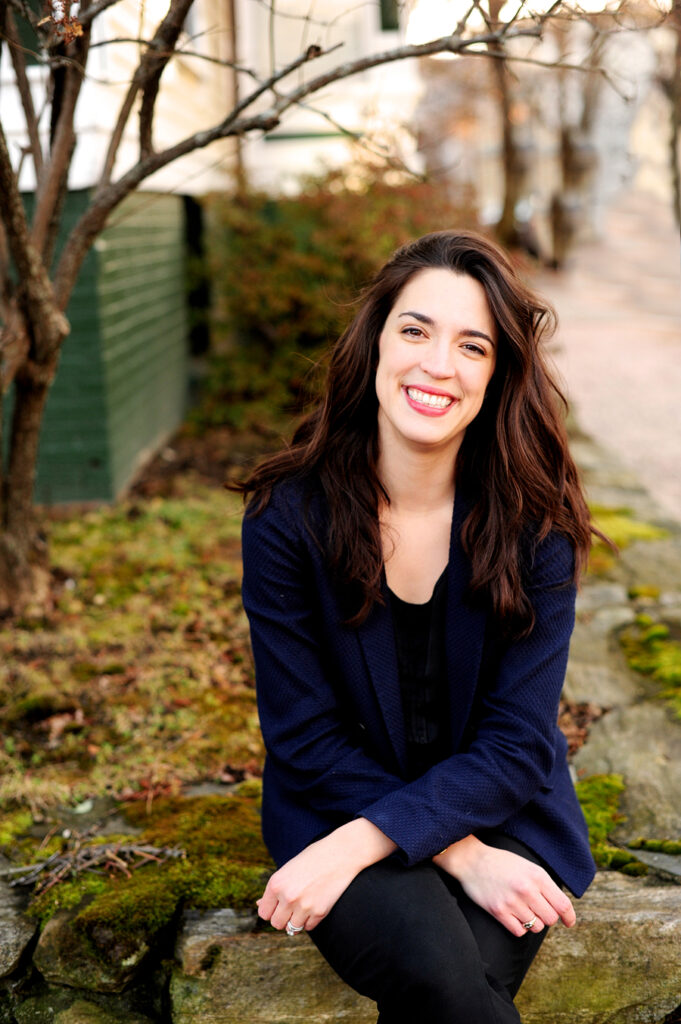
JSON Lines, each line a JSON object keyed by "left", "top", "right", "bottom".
{"left": 534, "top": 189, "right": 681, "bottom": 524}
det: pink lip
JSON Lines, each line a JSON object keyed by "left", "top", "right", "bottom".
{"left": 402, "top": 384, "right": 458, "bottom": 418}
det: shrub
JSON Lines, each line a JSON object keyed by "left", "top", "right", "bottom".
{"left": 196, "top": 168, "right": 476, "bottom": 434}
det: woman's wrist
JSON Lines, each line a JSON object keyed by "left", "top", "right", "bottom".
{"left": 325, "top": 817, "right": 397, "bottom": 873}
{"left": 433, "top": 834, "right": 486, "bottom": 878}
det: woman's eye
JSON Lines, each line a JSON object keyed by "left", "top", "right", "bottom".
{"left": 463, "top": 343, "right": 486, "bottom": 356}
{"left": 402, "top": 327, "right": 424, "bottom": 338}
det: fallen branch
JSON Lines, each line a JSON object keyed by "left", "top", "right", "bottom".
{"left": 0, "top": 833, "right": 185, "bottom": 896}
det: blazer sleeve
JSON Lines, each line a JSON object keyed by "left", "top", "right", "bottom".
{"left": 241, "top": 488, "right": 405, "bottom": 818}
{"left": 359, "top": 531, "right": 576, "bottom": 864}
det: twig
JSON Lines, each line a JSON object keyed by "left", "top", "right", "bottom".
{"left": 0, "top": 836, "right": 186, "bottom": 897}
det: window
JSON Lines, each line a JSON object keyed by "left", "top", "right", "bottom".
{"left": 13, "top": 0, "right": 43, "bottom": 67}
{"left": 379, "top": 0, "right": 399, "bottom": 31}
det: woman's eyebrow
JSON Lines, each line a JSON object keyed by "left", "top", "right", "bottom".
{"left": 397, "top": 311, "right": 495, "bottom": 348}
{"left": 398, "top": 310, "right": 435, "bottom": 326}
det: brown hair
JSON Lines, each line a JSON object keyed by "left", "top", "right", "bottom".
{"left": 235, "top": 230, "right": 595, "bottom": 637}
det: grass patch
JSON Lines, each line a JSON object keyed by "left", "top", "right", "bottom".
{"left": 0, "top": 485, "right": 263, "bottom": 814}
{"left": 575, "top": 773, "right": 647, "bottom": 876}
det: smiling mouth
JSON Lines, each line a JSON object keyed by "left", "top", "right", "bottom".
{"left": 405, "top": 386, "right": 455, "bottom": 410}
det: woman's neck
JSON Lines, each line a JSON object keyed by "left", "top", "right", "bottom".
{"left": 378, "top": 443, "right": 457, "bottom": 516}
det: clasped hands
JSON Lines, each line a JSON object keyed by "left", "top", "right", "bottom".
{"left": 257, "top": 820, "right": 575, "bottom": 938}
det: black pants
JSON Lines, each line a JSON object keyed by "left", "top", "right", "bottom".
{"left": 309, "top": 833, "right": 550, "bottom": 1024}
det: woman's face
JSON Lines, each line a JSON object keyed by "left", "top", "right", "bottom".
{"left": 375, "top": 268, "right": 497, "bottom": 459}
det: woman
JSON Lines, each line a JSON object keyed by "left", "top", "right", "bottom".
{"left": 239, "top": 230, "right": 596, "bottom": 1022}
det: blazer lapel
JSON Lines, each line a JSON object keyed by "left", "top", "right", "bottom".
{"left": 446, "top": 490, "right": 487, "bottom": 750}
{"left": 356, "top": 577, "right": 408, "bottom": 775}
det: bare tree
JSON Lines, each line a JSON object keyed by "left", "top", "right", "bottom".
{"left": 662, "top": 0, "right": 681, "bottom": 227}
{"left": 0, "top": 0, "right": 592, "bottom": 614}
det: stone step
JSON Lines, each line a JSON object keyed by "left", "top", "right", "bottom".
{"left": 167, "top": 873, "right": 681, "bottom": 1024}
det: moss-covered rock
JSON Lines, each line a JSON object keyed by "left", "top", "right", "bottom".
{"left": 34, "top": 909, "right": 150, "bottom": 993}
{"left": 628, "top": 837, "right": 681, "bottom": 855}
{"left": 575, "top": 774, "right": 646, "bottom": 875}
{"left": 54, "top": 999, "right": 153, "bottom": 1024}
{"left": 620, "top": 618, "right": 681, "bottom": 718}
{"left": 516, "top": 873, "right": 681, "bottom": 1024}
{"left": 26, "top": 795, "right": 272, "bottom": 993}
{"left": 170, "top": 932, "right": 375, "bottom": 1024}
{"left": 0, "top": 864, "right": 36, "bottom": 978}
{"left": 573, "top": 704, "right": 681, "bottom": 843}
{"left": 588, "top": 505, "right": 667, "bottom": 576}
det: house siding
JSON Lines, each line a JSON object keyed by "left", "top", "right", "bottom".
{"left": 29, "top": 190, "right": 113, "bottom": 505}
{"left": 10, "top": 190, "right": 188, "bottom": 505}
{"left": 97, "top": 192, "right": 188, "bottom": 498}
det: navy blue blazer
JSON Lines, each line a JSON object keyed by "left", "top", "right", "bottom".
{"left": 241, "top": 477, "right": 596, "bottom": 898}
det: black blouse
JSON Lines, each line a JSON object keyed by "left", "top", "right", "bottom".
{"left": 388, "top": 569, "right": 451, "bottom": 781}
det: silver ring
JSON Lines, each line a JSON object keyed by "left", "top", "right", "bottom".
{"left": 286, "top": 920, "right": 304, "bottom": 937}
{"left": 522, "top": 916, "right": 537, "bottom": 931}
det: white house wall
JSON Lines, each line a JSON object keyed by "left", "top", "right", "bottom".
{"left": 1, "top": 0, "right": 236, "bottom": 195}
{"left": 236, "top": 0, "right": 424, "bottom": 191}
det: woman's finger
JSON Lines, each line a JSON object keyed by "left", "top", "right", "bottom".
{"left": 520, "top": 891, "right": 559, "bottom": 928}
{"left": 495, "top": 910, "right": 534, "bottom": 938}
{"left": 515, "top": 910, "right": 544, "bottom": 935}
{"left": 256, "top": 890, "right": 278, "bottom": 922}
{"left": 270, "top": 902, "right": 296, "bottom": 931}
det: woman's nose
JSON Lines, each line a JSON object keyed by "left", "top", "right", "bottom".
{"left": 420, "top": 341, "right": 455, "bottom": 380}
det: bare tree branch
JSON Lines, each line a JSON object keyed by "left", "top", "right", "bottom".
{"left": 30, "top": 15, "right": 92, "bottom": 259}
{"left": 294, "top": 99, "right": 425, "bottom": 180}
{"left": 268, "top": 0, "right": 277, "bottom": 80}
{"left": 260, "top": 23, "right": 544, "bottom": 111}
{"left": 78, "top": 0, "right": 127, "bottom": 28}
{"left": 454, "top": 4, "right": 479, "bottom": 36}
{"left": 0, "top": 122, "right": 69, "bottom": 368}
{"left": 54, "top": 22, "right": 552, "bottom": 308}
{"left": 90, "top": 36, "right": 259, "bottom": 79}
{"left": 6, "top": 12, "right": 45, "bottom": 184}
{"left": 138, "top": 0, "right": 194, "bottom": 160}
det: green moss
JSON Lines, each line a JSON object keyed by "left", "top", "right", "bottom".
{"left": 628, "top": 584, "right": 661, "bottom": 600}
{"left": 619, "top": 861, "right": 649, "bottom": 877}
{"left": 29, "top": 795, "right": 273, "bottom": 949}
{"left": 661, "top": 839, "right": 681, "bottom": 854}
{"left": 627, "top": 837, "right": 681, "bottom": 855}
{"left": 590, "top": 505, "right": 668, "bottom": 548}
{"left": 620, "top": 618, "right": 681, "bottom": 718}
{"left": 576, "top": 773, "right": 625, "bottom": 846}
{"left": 0, "top": 808, "right": 33, "bottom": 851}
{"left": 575, "top": 773, "right": 647, "bottom": 875}
{"left": 588, "top": 505, "right": 668, "bottom": 576}
{"left": 29, "top": 874, "right": 108, "bottom": 926}
{"left": 234, "top": 777, "right": 263, "bottom": 807}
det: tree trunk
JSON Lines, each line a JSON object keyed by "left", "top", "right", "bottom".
{"left": 493, "top": 56, "right": 522, "bottom": 246}
{"left": 0, "top": 366, "right": 55, "bottom": 615}
{"left": 671, "top": 0, "right": 681, "bottom": 230}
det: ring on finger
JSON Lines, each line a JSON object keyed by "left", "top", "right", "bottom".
{"left": 522, "top": 915, "right": 537, "bottom": 931}
{"left": 286, "top": 920, "right": 305, "bottom": 937}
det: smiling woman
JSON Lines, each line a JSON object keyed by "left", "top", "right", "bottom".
{"left": 376, "top": 269, "right": 496, "bottom": 456}
{"left": 234, "top": 230, "right": 597, "bottom": 1023}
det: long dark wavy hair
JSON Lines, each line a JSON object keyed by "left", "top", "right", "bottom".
{"left": 235, "top": 230, "right": 595, "bottom": 637}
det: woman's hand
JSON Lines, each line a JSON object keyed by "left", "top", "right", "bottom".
{"left": 433, "top": 835, "right": 576, "bottom": 938}
{"left": 257, "top": 818, "right": 396, "bottom": 933}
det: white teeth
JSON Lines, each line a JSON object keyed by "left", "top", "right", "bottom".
{"left": 407, "top": 387, "right": 453, "bottom": 409}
